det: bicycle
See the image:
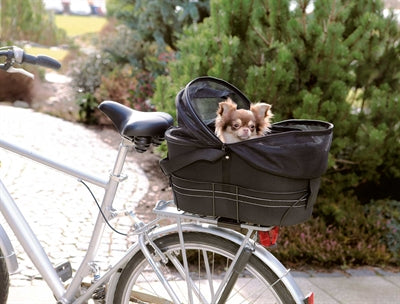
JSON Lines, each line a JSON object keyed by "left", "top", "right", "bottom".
{"left": 0, "top": 46, "right": 314, "bottom": 304}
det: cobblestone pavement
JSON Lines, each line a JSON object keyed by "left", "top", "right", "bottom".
{"left": 0, "top": 104, "right": 148, "bottom": 286}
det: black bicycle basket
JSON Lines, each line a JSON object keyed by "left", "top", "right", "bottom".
{"left": 160, "top": 76, "right": 334, "bottom": 226}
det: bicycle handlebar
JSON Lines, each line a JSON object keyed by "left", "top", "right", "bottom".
{"left": 23, "top": 53, "right": 61, "bottom": 69}
{"left": 0, "top": 46, "right": 61, "bottom": 78}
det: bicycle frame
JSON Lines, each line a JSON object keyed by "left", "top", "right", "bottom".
{"left": 0, "top": 136, "right": 134, "bottom": 303}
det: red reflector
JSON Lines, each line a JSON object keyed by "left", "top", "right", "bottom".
{"left": 258, "top": 226, "right": 280, "bottom": 247}
{"left": 305, "top": 292, "right": 314, "bottom": 304}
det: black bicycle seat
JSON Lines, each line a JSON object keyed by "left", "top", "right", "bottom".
{"left": 98, "top": 100, "right": 173, "bottom": 139}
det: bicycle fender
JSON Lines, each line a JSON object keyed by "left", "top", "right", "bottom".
{"left": 0, "top": 223, "right": 18, "bottom": 274}
{"left": 104, "top": 271, "right": 122, "bottom": 303}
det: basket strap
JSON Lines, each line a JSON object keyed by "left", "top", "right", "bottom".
{"left": 159, "top": 149, "right": 226, "bottom": 175}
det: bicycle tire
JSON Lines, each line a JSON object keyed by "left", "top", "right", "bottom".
{"left": 113, "top": 232, "right": 296, "bottom": 304}
{"left": 0, "top": 248, "right": 10, "bottom": 304}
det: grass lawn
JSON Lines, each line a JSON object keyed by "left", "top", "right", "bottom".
{"left": 25, "top": 15, "right": 107, "bottom": 62}
{"left": 55, "top": 15, "right": 108, "bottom": 37}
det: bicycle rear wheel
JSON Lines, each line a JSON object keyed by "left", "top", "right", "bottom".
{"left": 0, "top": 248, "right": 10, "bottom": 304}
{"left": 113, "top": 231, "right": 297, "bottom": 304}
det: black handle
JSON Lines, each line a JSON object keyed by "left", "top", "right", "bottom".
{"left": 22, "top": 53, "right": 61, "bottom": 70}
{"left": 37, "top": 55, "right": 61, "bottom": 69}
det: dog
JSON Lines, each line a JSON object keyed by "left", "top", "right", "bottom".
{"left": 215, "top": 98, "right": 273, "bottom": 143}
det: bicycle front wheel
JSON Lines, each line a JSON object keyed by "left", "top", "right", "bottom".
{"left": 113, "top": 231, "right": 297, "bottom": 304}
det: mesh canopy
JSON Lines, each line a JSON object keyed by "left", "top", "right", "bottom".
{"left": 176, "top": 76, "right": 251, "bottom": 146}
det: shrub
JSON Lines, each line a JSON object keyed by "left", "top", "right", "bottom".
{"left": 94, "top": 66, "right": 155, "bottom": 111}
{"left": 275, "top": 197, "right": 399, "bottom": 267}
{"left": 366, "top": 200, "right": 400, "bottom": 262}
{"left": 69, "top": 51, "right": 114, "bottom": 123}
{"left": 69, "top": 23, "right": 172, "bottom": 124}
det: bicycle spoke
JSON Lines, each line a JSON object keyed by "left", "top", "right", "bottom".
{"left": 166, "top": 251, "right": 209, "bottom": 303}
{"left": 202, "top": 249, "right": 215, "bottom": 302}
{"left": 131, "top": 272, "right": 165, "bottom": 302}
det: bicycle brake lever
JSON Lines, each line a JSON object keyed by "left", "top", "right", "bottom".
{"left": 6, "top": 66, "right": 34, "bottom": 79}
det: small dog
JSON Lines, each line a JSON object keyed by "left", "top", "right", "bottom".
{"left": 215, "top": 98, "right": 273, "bottom": 143}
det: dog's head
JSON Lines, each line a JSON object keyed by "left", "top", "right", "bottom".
{"left": 215, "top": 98, "right": 272, "bottom": 143}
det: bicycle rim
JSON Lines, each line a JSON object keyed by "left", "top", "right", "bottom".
{"left": 113, "top": 232, "right": 296, "bottom": 304}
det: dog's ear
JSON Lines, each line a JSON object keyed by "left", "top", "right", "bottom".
{"left": 217, "top": 98, "right": 237, "bottom": 116}
{"left": 250, "top": 103, "right": 272, "bottom": 120}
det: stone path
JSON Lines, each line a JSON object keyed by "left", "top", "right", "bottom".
{"left": 0, "top": 104, "right": 148, "bottom": 286}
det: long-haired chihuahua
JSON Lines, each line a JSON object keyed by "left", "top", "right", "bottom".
{"left": 215, "top": 98, "right": 273, "bottom": 143}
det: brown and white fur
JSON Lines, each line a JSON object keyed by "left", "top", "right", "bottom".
{"left": 215, "top": 98, "right": 273, "bottom": 143}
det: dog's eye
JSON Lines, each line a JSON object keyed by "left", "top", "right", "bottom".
{"left": 232, "top": 123, "right": 240, "bottom": 129}
{"left": 249, "top": 125, "right": 255, "bottom": 131}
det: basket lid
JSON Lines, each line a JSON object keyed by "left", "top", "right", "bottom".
{"left": 176, "top": 76, "right": 251, "bottom": 146}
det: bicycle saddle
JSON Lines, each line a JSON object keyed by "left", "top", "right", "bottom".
{"left": 98, "top": 100, "right": 173, "bottom": 139}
